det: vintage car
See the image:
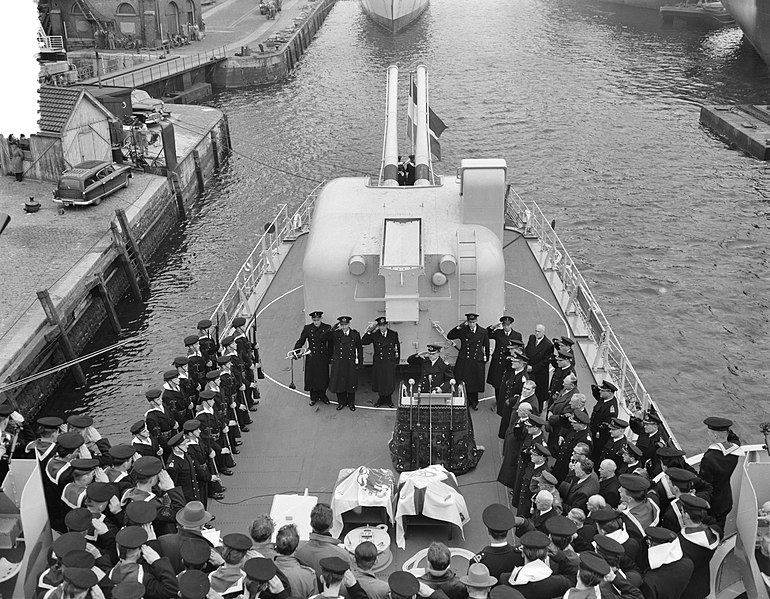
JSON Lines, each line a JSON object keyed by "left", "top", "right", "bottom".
{"left": 131, "top": 89, "right": 165, "bottom": 125}
{"left": 53, "top": 160, "right": 132, "bottom": 207}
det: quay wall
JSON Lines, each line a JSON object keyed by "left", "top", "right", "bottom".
{"left": 212, "top": 0, "right": 338, "bottom": 88}
{"left": 0, "top": 109, "right": 231, "bottom": 416}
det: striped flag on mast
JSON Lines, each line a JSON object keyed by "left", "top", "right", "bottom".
{"left": 407, "top": 71, "right": 447, "bottom": 160}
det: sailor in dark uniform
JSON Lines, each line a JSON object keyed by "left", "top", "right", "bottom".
{"left": 45, "top": 432, "right": 86, "bottom": 533}
{"left": 183, "top": 419, "right": 222, "bottom": 504}
{"left": 61, "top": 458, "right": 98, "bottom": 512}
{"left": 505, "top": 531, "right": 571, "bottom": 596}
{"left": 162, "top": 369, "right": 189, "bottom": 427}
{"left": 197, "top": 319, "right": 219, "bottom": 370}
{"left": 447, "top": 313, "right": 490, "bottom": 411}
{"left": 487, "top": 316, "right": 522, "bottom": 414}
{"left": 105, "top": 444, "right": 136, "bottom": 498}
{"left": 26, "top": 416, "right": 62, "bottom": 464}
{"left": 232, "top": 316, "right": 259, "bottom": 408}
{"left": 677, "top": 494, "right": 720, "bottom": 599}
{"left": 517, "top": 442, "right": 551, "bottom": 517}
{"left": 218, "top": 355, "right": 250, "bottom": 434}
{"left": 196, "top": 389, "right": 234, "bottom": 474}
{"left": 184, "top": 335, "right": 207, "bottom": 391}
{"left": 599, "top": 418, "right": 628, "bottom": 470}
{"left": 471, "top": 503, "right": 518, "bottom": 579}
{"left": 698, "top": 416, "right": 742, "bottom": 529}
{"left": 589, "top": 380, "right": 619, "bottom": 461}
{"left": 165, "top": 432, "right": 200, "bottom": 504}
{"left": 641, "top": 527, "right": 695, "bottom": 599}
{"left": 174, "top": 356, "right": 199, "bottom": 411}
{"left": 145, "top": 388, "right": 178, "bottom": 458}
{"left": 131, "top": 420, "right": 161, "bottom": 458}
{"left": 293, "top": 310, "right": 332, "bottom": 406}
{"left": 66, "top": 414, "right": 111, "bottom": 465}
{"left": 547, "top": 348, "right": 575, "bottom": 411}
{"left": 552, "top": 410, "right": 592, "bottom": 483}
{"left": 629, "top": 411, "right": 665, "bottom": 476}
{"left": 323, "top": 316, "right": 364, "bottom": 411}
{"left": 406, "top": 344, "right": 454, "bottom": 393}
{"left": 617, "top": 440, "right": 644, "bottom": 477}
{"left": 523, "top": 324, "right": 554, "bottom": 411}
{"left": 361, "top": 317, "right": 400, "bottom": 408}
{"left": 220, "top": 335, "right": 255, "bottom": 424}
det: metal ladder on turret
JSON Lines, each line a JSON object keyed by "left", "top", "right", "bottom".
{"left": 457, "top": 229, "right": 478, "bottom": 320}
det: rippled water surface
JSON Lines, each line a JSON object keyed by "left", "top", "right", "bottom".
{"left": 50, "top": 0, "right": 770, "bottom": 452}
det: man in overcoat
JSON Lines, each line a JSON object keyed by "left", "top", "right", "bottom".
{"left": 523, "top": 324, "right": 553, "bottom": 411}
{"left": 361, "top": 317, "right": 400, "bottom": 408}
{"left": 406, "top": 344, "right": 453, "bottom": 393}
{"left": 447, "top": 313, "right": 489, "bottom": 411}
{"left": 486, "top": 316, "right": 522, "bottom": 415}
{"left": 293, "top": 310, "right": 332, "bottom": 406}
{"left": 323, "top": 316, "right": 363, "bottom": 411}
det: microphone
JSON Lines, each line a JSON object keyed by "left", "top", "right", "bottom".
{"left": 408, "top": 378, "right": 415, "bottom": 393}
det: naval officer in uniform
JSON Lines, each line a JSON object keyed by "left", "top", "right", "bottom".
{"left": 407, "top": 344, "right": 454, "bottom": 393}
{"left": 486, "top": 315, "right": 522, "bottom": 415}
{"left": 447, "top": 313, "right": 490, "bottom": 411}
{"left": 361, "top": 317, "right": 400, "bottom": 408}
{"left": 293, "top": 311, "right": 332, "bottom": 406}
{"left": 323, "top": 316, "right": 364, "bottom": 411}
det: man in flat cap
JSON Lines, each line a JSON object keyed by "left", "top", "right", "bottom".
{"left": 677, "top": 494, "right": 721, "bottom": 599}
{"left": 447, "top": 313, "right": 490, "bottom": 411}
{"left": 523, "top": 324, "right": 553, "bottom": 411}
{"left": 589, "top": 380, "right": 618, "bottom": 461}
{"left": 209, "top": 533, "right": 254, "bottom": 596}
{"left": 407, "top": 344, "right": 454, "bottom": 394}
{"left": 197, "top": 319, "right": 219, "bottom": 369}
{"left": 293, "top": 310, "right": 332, "bottom": 407}
{"left": 323, "top": 317, "right": 363, "bottom": 411}
{"left": 111, "top": 526, "right": 179, "bottom": 597}
{"left": 361, "top": 316, "right": 400, "bottom": 408}
{"left": 505, "top": 531, "right": 571, "bottom": 596}
{"left": 641, "top": 527, "right": 694, "bottom": 599}
{"left": 486, "top": 316, "right": 522, "bottom": 413}
{"left": 698, "top": 416, "right": 742, "bottom": 529}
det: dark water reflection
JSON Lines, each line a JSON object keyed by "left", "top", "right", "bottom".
{"left": 48, "top": 0, "right": 770, "bottom": 452}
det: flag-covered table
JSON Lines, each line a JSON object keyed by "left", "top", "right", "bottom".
{"left": 330, "top": 467, "right": 395, "bottom": 539}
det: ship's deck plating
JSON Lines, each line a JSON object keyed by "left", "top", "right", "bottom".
{"left": 208, "top": 228, "right": 600, "bottom": 565}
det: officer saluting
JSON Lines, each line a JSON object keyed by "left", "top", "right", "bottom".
{"left": 447, "top": 313, "right": 490, "bottom": 411}
{"left": 361, "top": 317, "right": 400, "bottom": 408}
{"left": 323, "top": 316, "right": 363, "bottom": 412}
{"left": 293, "top": 310, "right": 332, "bottom": 407}
{"left": 486, "top": 315, "right": 522, "bottom": 414}
{"left": 406, "top": 344, "right": 453, "bottom": 393}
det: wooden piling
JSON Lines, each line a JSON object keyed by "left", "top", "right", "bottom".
{"left": 36, "top": 289, "right": 86, "bottom": 387}
{"left": 94, "top": 273, "right": 121, "bottom": 334}
{"left": 115, "top": 209, "right": 151, "bottom": 288}
{"left": 192, "top": 150, "right": 204, "bottom": 193}
{"left": 111, "top": 222, "right": 143, "bottom": 301}
{"left": 210, "top": 131, "right": 220, "bottom": 170}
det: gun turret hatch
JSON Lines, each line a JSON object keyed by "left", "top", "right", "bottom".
{"left": 379, "top": 218, "right": 424, "bottom": 322}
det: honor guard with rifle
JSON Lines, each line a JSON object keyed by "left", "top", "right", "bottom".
{"left": 195, "top": 389, "right": 235, "bottom": 475}
{"left": 197, "top": 319, "right": 219, "bottom": 370}
{"left": 217, "top": 355, "right": 251, "bottom": 433}
{"left": 205, "top": 369, "right": 242, "bottom": 453}
{"left": 486, "top": 315, "right": 523, "bottom": 416}
{"left": 183, "top": 419, "right": 224, "bottom": 504}
{"left": 361, "top": 316, "right": 400, "bottom": 408}
{"left": 406, "top": 344, "right": 453, "bottom": 393}
{"left": 232, "top": 316, "right": 261, "bottom": 410}
{"left": 162, "top": 369, "right": 190, "bottom": 427}
{"left": 220, "top": 336, "right": 254, "bottom": 426}
{"left": 292, "top": 310, "right": 332, "bottom": 407}
{"left": 165, "top": 432, "right": 201, "bottom": 504}
{"left": 323, "top": 316, "right": 363, "bottom": 411}
{"left": 174, "top": 356, "right": 199, "bottom": 409}
{"left": 447, "top": 313, "right": 490, "bottom": 411}
{"left": 184, "top": 335, "right": 207, "bottom": 391}
{"left": 144, "top": 388, "right": 178, "bottom": 459}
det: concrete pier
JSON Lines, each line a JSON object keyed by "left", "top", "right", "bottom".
{"left": 700, "top": 104, "right": 770, "bottom": 160}
{"left": 0, "top": 105, "right": 229, "bottom": 414}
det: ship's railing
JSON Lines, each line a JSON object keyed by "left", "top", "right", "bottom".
{"left": 503, "top": 185, "right": 679, "bottom": 445}
{"left": 209, "top": 181, "right": 324, "bottom": 330}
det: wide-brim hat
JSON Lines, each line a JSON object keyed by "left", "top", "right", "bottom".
{"left": 176, "top": 501, "right": 214, "bottom": 527}
{"left": 459, "top": 563, "right": 497, "bottom": 587}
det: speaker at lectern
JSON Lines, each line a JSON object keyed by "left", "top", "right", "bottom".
{"left": 388, "top": 380, "right": 483, "bottom": 475}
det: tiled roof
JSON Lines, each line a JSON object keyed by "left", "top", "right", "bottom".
{"left": 38, "top": 86, "right": 83, "bottom": 134}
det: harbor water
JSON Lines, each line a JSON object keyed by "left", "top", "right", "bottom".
{"left": 49, "top": 0, "right": 770, "bottom": 452}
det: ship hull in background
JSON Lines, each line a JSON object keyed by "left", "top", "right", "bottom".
{"left": 597, "top": 0, "right": 668, "bottom": 9}
{"left": 360, "top": 0, "right": 430, "bottom": 33}
{"left": 721, "top": 0, "right": 770, "bottom": 64}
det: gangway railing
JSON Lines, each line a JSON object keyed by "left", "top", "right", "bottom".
{"left": 503, "top": 184, "right": 680, "bottom": 448}
{"left": 209, "top": 180, "right": 324, "bottom": 330}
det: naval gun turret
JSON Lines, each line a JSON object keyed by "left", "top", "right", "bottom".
{"left": 302, "top": 66, "right": 507, "bottom": 362}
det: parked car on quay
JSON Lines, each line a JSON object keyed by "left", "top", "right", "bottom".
{"left": 131, "top": 89, "right": 165, "bottom": 125}
{"left": 53, "top": 160, "right": 132, "bottom": 207}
